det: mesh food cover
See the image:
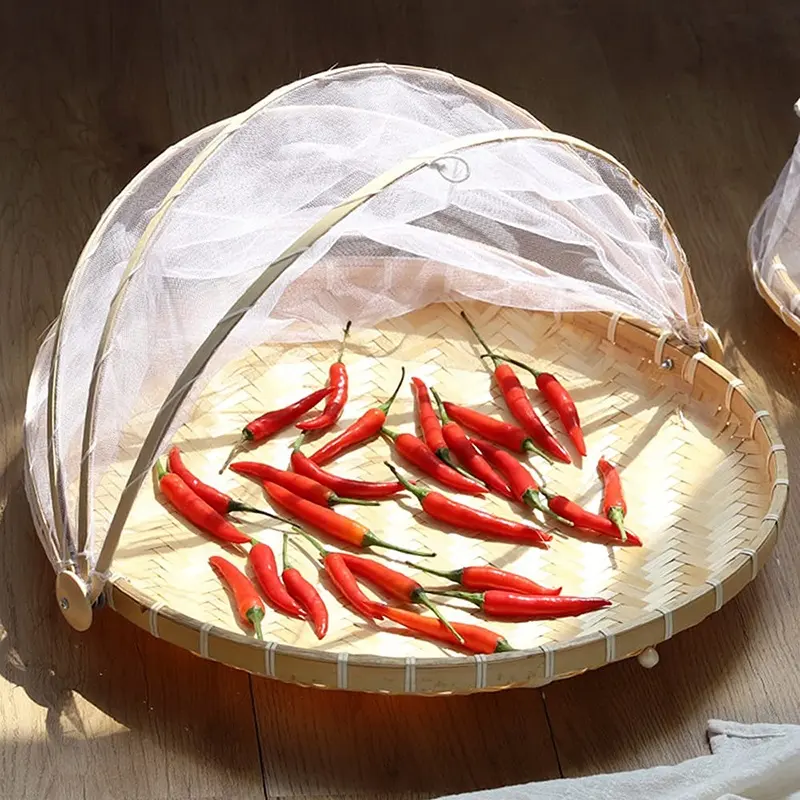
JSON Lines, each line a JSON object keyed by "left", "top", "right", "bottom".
{"left": 24, "top": 64, "right": 708, "bottom": 602}
{"left": 749, "top": 99, "right": 800, "bottom": 333}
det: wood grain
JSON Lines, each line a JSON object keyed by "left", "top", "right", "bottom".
{"left": 2, "top": 0, "right": 800, "bottom": 797}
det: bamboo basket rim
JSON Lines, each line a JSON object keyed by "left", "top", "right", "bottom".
{"left": 28, "top": 304, "right": 787, "bottom": 694}
{"left": 751, "top": 253, "right": 800, "bottom": 337}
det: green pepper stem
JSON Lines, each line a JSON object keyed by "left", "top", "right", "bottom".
{"left": 330, "top": 495, "right": 380, "bottom": 507}
{"left": 228, "top": 499, "right": 276, "bottom": 516}
{"left": 292, "top": 529, "right": 328, "bottom": 556}
{"left": 460, "top": 310, "right": 503, "bottom": 367}
{"left": 291, "top": 431, "right": 308, "bottom": 452}
{"left": 608, "top": 507, "right": 627, "bottom": 542}
{"left": 248, "top": 607, "right": 265, "bottom": 640}
{"left": 378, "top": 367, "right": 406, "bottom": 414}
{"left": 495, "top": 638, "right": 515, "bottom": 653}
{"left": 219, "top": 435, "right": 248, "bottom": 474}
{"left": 435, "top": 446, "right": 486, "bottom": 484}
{"left": 154, "top": 458, "right": 167, "bottom": 483}
{"left": 380, "top": 426, "right": 399, "bottom": 442}
{"left": 336, "top": 320, "right": 352, "bottom": 363}
{"left": 383, "top": 462, "right": 428, "bottom": 501}
{"left": 425, "top": 588, "right": 484, "bottom": 608}
{"left": 416, "top": 591, "right": 465, "bottom": 644}
{"left": 362, "top": 531, "right": 435, "bottom": 558}
{"left": 522, "top": 439, "right": 554, "bottom": 464}
{"left": 521, "top": 488, "right": 571, "bottom": 525}
{"left": 407, "top": 562, "right": 463, "bottom": 584}
{"left": 479, "top": 351, "right": 541, "bottom": 378}
{"left": 282, "top": 532, "right": 292, "bottom": 571}
{"left": 429, "top": 385, "right": 450, "bottom": 423}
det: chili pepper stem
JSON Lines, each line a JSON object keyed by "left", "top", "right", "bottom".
{"left": 154, "top": 458, "right": 167, "bottom": 482}
{"left": 521, "top": 489, "right": 573, "bottom": 526}
{"left": 429, "top": 386, "right": 489, "bottom": 484}
{"left": 460, "top": 310, "right": 504, "bottom": 368}
{"left": 378, "top": 367, "right": 406, "bottom": 414}
{"left": 427, "top": 588, "right": 484, "bottom": 608}
{"left": 336, "top": 321, "right": 352, "bottom": 363}
{"left": 608, "top": 507, "right": 627, "bottom": 542}
{"left": 383, "top": 462, "right": 429, "bottom": 501}
{"left": 291, "top": 431, "right": 308, "bottom": 452}
{"left": 415, "top": 591, "right": 465, "bottom": 644}
{"left": 522, "top": 439, "right": 554, "bottom": 464}
{"left": 293, "top": 530, "right": 328, "bottom": 556}
{"left": 331, "top": 496, "right": 381, "bottom": 507}
{"left": 479, "top": 351, "right": 541, "bottom": 379}
{"left": 228, "top": 499, "right": 280, "bottom": 516}
{"left": 220, "top": 434, "right": 250, "bottom": 474}
{"left": 380, "top": 426, "right": 399, "bottom": 442}
{"left": 495, "top": 639, "right": 514, "bottom": 653}
{"left": 247, "top": 608, "right": 265, "bottom": 640}
{"left": 408, "top": 562, "right": 462, "bottom": 583}
{"left": 362, "top": 531, "right": 435, "bottom": 558}
{"left": 282, "top": 532, "right": 292, "bottom": 571}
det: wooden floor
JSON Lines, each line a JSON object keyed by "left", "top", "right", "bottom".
{"left": 2, "top": 1, "right": 800, "bottom": 797}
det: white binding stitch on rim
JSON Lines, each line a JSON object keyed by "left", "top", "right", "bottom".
{"left": 606, "top": 312, "right": 621, "bottom": 344}
{"left": 681, "top": 352, "right": 704, "bottom": 385}
{"left": 198, "top": 622, "right": 211, "bottom": 658}
{"left": 603, "top": 631, "right": 616, "bottom": 664}
{"left": 475, "top": 654, "right": 488, "bottom": 689}
{"left": 263, "top": 641, "right": 277, "bottom": 677}
{"left": 661, "top": 609, "right": 674, "bottom": 641}
{"left": 541, "top": 644, "right": 555, "bottom": 679}
{"left": 749, "top": 410, "right": 770, "bottom": 439}
{"left": 724, "top": 378, "right": 744, "bottom": 412}
{"left": 762, "top": 512, "right": 781, "bottom": 523}
{"left": 404, "top": 657, "right": 416, "bottom": 693}
{"left": 337, "top": 652, "right": 349, "bottom": 690}
{"left": 767, "top": 443, "right": 786, "bottom": 463}
{"left": 653, "top": 331, "right": 670, "bottom": 365}
{"left": 740, "top": 548, "right": 758, "bottom": 579}
{"left": 706, "top": 578, "right": 724, "bottom": 612}
{"left": 149, "top": 601, "right": 165, "bottom": 638}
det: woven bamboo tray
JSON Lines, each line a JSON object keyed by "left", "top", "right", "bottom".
{"left": 83, "top": 300, "right": 786, "bottom": 694}
{"left": 751, "top": 254, "right": 800, "bottom": 337}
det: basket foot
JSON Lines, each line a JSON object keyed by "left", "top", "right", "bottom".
{"left": 637, "top": 646, "right": 659, "bottom": 669}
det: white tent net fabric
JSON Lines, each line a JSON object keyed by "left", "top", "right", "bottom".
{"left": 24, "top": 64, "right": 698, "bottom": 576}
{"left": 749, "top": 112, "right": 800, "bottom": 325}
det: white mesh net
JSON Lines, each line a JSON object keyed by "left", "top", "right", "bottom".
{"left": 749, "top": 105, "right": 800, "bottom": 326}
{"left": 23, "top": 64, "right": 703, "bottom": 577}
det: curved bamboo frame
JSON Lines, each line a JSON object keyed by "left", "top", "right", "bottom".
{"left": 73, "top": 64, "right": 550, "bottom": 561}
{"left": 86, "top": 124, "right": 710, "bottom": 599}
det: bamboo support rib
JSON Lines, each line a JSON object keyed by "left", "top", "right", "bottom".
{"left": 87, "top": 126, "right": 710, "bottom": 599}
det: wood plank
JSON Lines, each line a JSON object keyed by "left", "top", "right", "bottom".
{"left": 542, "top": 0, "right": 800, "bottom": 777}
{"left": 0, "top": 3, "right": 264, "bottom": 798}
{"left": 251, "top": 678, "right": 559, "bottom": 798}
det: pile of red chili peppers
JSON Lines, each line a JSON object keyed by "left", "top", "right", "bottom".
{"left": 155, "top": 315, "right": 641, "bottom": 655}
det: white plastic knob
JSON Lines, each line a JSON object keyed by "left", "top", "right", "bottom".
{"left": 637, "top": 646, "right": 659, "bottom": 669}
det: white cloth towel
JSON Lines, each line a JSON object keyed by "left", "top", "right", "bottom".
{"left": 438, "top": 721, "right": 800, "bottom": 800}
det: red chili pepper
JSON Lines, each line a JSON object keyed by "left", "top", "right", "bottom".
{"left": 281, "top": 533, "right": 327, "bottom": 638}
{"left": 432, "top": 589, "right": 610, "bottom": 620}
{"left": 429, "top": 387, "right": 513, "bottom": 500}
{"left": 386, "top": 463, "right": 550, "bottom": 547}
{"left": 209, "top": 555, "right": 265, "bottom": 638}
{"left": 297, "top": 322, "right": 351, "bottom": 431}
{"left": 310, "top": 369, "right": 405, "bottom": 465}
{"left": 298, "top": 533, "right": 385, "bottom": 620}
{"left": 410, "top": 377, "right": 471, "bottom": 477}
{"left": 167, "top": 446, "right": 271, "bottom": 517}
{"left": 412, "top": 562, "right": 561, "bottom": 596}
{"left": 470, "top": 438, "right": 565, "bottom": 523}
{"left": 248, "top": 541, "right": 306, "bottom": 618}
{"left": 545, "top": 493, "right": 641, "bottom": 546}
{"left": 461, "top": 311, "right": 587, "bottom": 458}
{"left": 230, "top": 461, "right": 378, "bottom": 507}
{"left": 442, "top": 402, "right": 548, "bottom": 461}
{"left": 381, "top": 427, "right": 486, "bottom": 496}
{"left": 338, "top": 553, "right": 463, "bottom": 643}
{"left": 598, "top": 457, "right": 627, "bottom": 541}
{"left": 383, "top": 606, "right": 513, "bottom": 654}
{"left": 291, "top": 437, "right": 403, "bottom": 500}
{"left": 155, "top": 460, "right": 249, "bottom": 545}
{"left": 220, "top": 385, "right": 332, "bottom": 472}
{"left": 262, "top": 480, "right": 435, "bottom": 557}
